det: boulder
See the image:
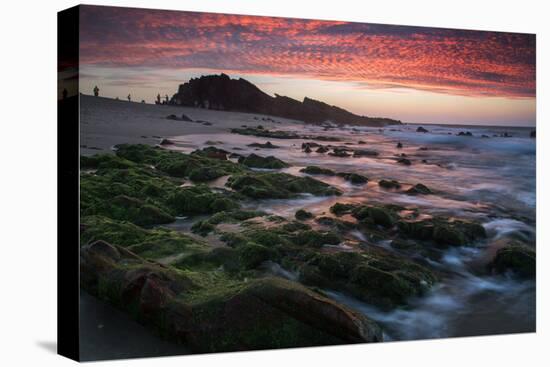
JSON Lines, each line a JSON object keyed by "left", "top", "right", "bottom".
{"left": 416, "top": 126, "right": 429, "bottom": 133}
{"left": 238, "top": 153, "right": 289, "bottom": 169}
{"left": 378, "top": 179, "right": 401, "bottom": 189}
{"left": 406, "top": 183, "right": 432, "bottom": 195}
{"left": 490, "top": 243, "right": 535, "bottom": 278}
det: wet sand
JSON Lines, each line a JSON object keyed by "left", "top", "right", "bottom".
{"left": 79, "top": 290, "right": 189, "bottom": 361}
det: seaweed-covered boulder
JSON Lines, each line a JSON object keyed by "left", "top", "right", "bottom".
{"left": 247, "top": 141, "right": 280, "bottom": 149}
{"left": 489, "top": 243, "right": 536, "bottom": 278}
{"left": 295, "top": 209, "right": 314, "bottom": 221}
{"left": 238, "top": 153, "right": 289, "bottom": 169}
{"left": 397, "top": 157, "right": 411, "bottom": 165}
{"left": 330, "top": 202, "right": 357, "bottom": 216}
{"left": 353, "top": 150, "right": 379, "bottom": 157}
{"left": 85, "top": 194, "right": 175, "bottom": 226}
{"left": 329, "top": 148, "right": 351, "bottom": 158}
{"left": 316, "top": 146, "right": 329, "bottom": 153}
{"left": 378, "top": 179, "right": 401, "bottom": 189}
{"left": 300, "top": 166, "right": 336, "bottom": 176}
{"left": 169, "top": 185, "right": 239, "bottom": 215}
{"left": 337, "top": 172, "right": 368, "bottom": 185}
{"left": 227, "top": 173, "right": 341, "bottom": 199}
{"left": 81, "top": 240, "right": 383, "bottom": 353}
{"left": 406, "top": 183, "right": 432, "bottom": 195}
{"left": 188, "top": 166, "right": 226, "bottom": 182}
{"left": 416, "top": 126, "right": 429, "bottom": 133}
{"left": 353, "top": 206, "right": 394, "bottom": 228}
{"left": 303, "top": 250, "right": 437, "bottom": 309}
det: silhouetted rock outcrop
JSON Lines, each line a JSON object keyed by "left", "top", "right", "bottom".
{"left": 171, "top": 74, "right": 401, "bottom": 127}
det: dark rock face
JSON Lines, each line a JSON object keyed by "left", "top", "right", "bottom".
{"left": 416, "top": 126, "right": 429, "bottom": 133}
{"left": 171, "top": 74, "right": 401, "bottom": 126}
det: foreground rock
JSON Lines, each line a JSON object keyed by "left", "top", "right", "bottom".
{"left": 238, "top": 153, "right": 289, "bottom": 169}
{"left": 80, "top": 240, "right": 383, "bottom": 353}
{"left": 489, "top": 243, "right": 536, "bottom": 278}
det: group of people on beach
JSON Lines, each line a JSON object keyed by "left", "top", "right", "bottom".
{"left": 90, "top": 86, "right": 169, "bottom": 105}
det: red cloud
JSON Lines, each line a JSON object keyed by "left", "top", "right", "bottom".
{"left": 79, "top": 5, "right": 535, "bottom": 98}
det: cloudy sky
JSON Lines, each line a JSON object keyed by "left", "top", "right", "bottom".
{"left": 77, "top": 5, "right": 536, "bottom": 126}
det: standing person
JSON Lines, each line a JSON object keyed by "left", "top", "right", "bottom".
{"left": 127, "top": 94, "right": 131, "bottom": 102}
{"left": 93, "top": 85, "right": 99, "bottom": 97}
{"left": 165, "top": 94, "right": 169, "bottom": 104}
{"left": 156, "top": 93, "right": 161, "bottom": 104}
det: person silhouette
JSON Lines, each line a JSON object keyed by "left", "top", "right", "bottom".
{"left": 127, "top": 94, "right": 131, "bottom": 102}
{"left": 93, "top": 86, "right": 99, "bottom": 97}
{"left": 156, "top": 93, "right": 161, "bottom": 104}
{"left": 165, "top": 94, "right": 169, "bottom": 104}
{"left": 62, "top": 88, "right": 68, "bottom": 100}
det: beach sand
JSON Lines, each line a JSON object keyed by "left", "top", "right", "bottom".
{"left": 79, "top": 94, "right": 303, "bottom": 155}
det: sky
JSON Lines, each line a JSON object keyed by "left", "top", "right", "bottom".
{"left": 76, "top": 5, "right": 536, "bottom": 126}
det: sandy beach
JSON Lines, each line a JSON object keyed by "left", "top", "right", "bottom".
{"left": 79, "top": 94, "right": 304, "bottom": 155}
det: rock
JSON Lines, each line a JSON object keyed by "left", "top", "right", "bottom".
{"left": 330, "top": 203, "right": 357, "bottom": 216}
{"left": 396, "top": 142, "right": 403, "bottom": 149}
{"left": 81, "top": 241, "right": 383, "bottom": 352}
{"left": 226, "top": 172, "right": 342, "bottom": 199}
{"left": 397, "top": 157, "right": 411, "bottom": 165}
{"left": 304, "top": 145, "right": 312, "bottom": 153}
{"left": 457, "top": 131, "right": 473, "bottom": 137}
{"left": 171, "top": 73, "right": 401, "bottom": 126}
{"left": 159, "top": 138, "right": 175, "bottom": 145}
{"left": 300, "top": 166, "right": 336, "bottom": 176}
{"left": 295, "top": 209, "right": 314, "bottom": 221}
{"left": 166, "top": 114, "right": 193, "bottom": 122}
{"left": 329, "top": 148, "right": 351, "bottom": 158}
{"left": 433, "top": 225, "right": 466, "bottom": 246}
{"left": 247, "top": 141, "right": 280, "bottom": 149}
{"left": 490, "top": 243, "right": 535, "bottom": 278}
{"left": 416, "top": 126, "right": 429, "bottom": 133}
{"left": 378, "top": 179, "right": 401, "bottom": 189}
{"left": 353, "top": 149, "right": 379, "bottom": 157}
{"left": 481, "top": 134, "right": 490, "bottom": 138}
{"left": 238, "top": 153, "right": 289, "bottom": 169}
{"left": 337, "top": 172, "right": 368, "bottom": 185}
{"left": 406, "top": 183, "right": 432, "bottom": 195}
{"left": 316, "top": 146, "right": 329, "bottom": 153}
{"left": 357, "top": 140, "right": 367, "bottom": 145}
{"left": 530, "top": 130, "right": 536, "bottom": 138}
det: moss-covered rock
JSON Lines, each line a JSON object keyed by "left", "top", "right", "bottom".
{"left": 81, "top": 240, "right": 382, "bottom": 353}
{"left": 337, "top": 172, "right": 368, "bottom": 185}
{"left": 352, "top": 206, "right": 395, "bottom": 228}
{"left": 406, "top": 183, "right": 432, "bottom": 195}
{"left": 302, "top": 250, "right": 437, "bottom": 309}
{"left": 397, "top": 218, "right": 486, "bottom": 247}
{"left": 300, "top": 166, "right": 336, "bottom": 176}
{"left": 330, "top": 203, "right": 357, "bottom": 216}
{"left": 238, "top": 242, "right": 278, "bottom": 269}
{"left": 490, "top": 243, "right": 536, "bottom": 278}
{"left": 238, "top": 153, "right": 289, "bottom": 169}
{"left": 86, "top": 194, "right": 175, "bottom": 226}
{"left": 378, "top": 179, "right": 401, "bottom": 189}
{"left": 169, "top": 185, "right": 239, "bottom": 215}
{"left": 80, "top": 216, "right": 206, "bottom": 260}
{"left": 227, "top": 172, "right": 342, "bottom": 199}
{"left": 295, "top": 209, "right": 314, "bottom": 221}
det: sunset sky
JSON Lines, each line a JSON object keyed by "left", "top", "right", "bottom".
{"left": 77, "top": 5, "right": 536, "bottom": 126}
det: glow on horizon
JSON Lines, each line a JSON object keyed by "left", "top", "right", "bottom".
{"left": 80, "top": 66, "right": 535, "bottom": 126}
{"left": 76, "top": 6, "right": 536, "bottom": 127}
